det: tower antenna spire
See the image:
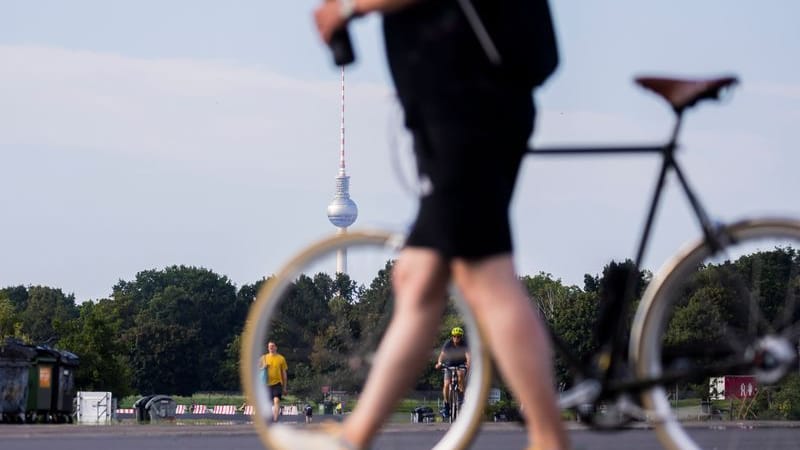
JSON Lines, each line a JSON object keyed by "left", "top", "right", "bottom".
{"left": 339, "top": 66, "right": 346, "bottom": 175}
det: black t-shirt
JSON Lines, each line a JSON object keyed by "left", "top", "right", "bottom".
{"left": 441, "top": 338, "right": 469, "bottom": 367}
{"left": 383, "top": 0, "right": 558, "bottom": 95}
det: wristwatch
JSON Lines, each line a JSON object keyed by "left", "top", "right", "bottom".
{"left": 339, "top": 0, "right": 357, "bottom": 20}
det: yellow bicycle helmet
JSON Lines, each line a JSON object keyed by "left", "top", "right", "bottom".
{"left": 451, "top": 326, "right": 464, "bottom": 336}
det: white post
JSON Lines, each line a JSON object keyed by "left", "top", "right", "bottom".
{"left": 336, "top": 227, "right": 347, "bottom": 274}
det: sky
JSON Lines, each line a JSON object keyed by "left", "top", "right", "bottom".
{"left": 1, "top": 1, "right": 799, "bottom": 302}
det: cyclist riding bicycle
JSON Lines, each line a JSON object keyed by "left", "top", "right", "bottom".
{"left": 435, "top": 326, "right": 470, "bottom": 416}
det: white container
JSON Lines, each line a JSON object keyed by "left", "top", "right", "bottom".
{"left": 76, "top": 391, "right": 112, "bottom": 424}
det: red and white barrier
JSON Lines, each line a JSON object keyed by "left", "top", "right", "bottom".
{"left": 115, "top": 404, "right": 270, "bottom": 416}
{"left": 212, "top": 405, "right": 236, "bottom": 415}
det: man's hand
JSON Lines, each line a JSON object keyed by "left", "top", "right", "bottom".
{"left": 435, "top": 362, "right": 442, "bottom": 369}
{"left": 314, "top": 0, "right": 348, "bottom": 44}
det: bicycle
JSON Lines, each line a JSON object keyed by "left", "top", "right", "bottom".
{"left": 442, "top": 364, "right": 467, "bottom": 423}
{"left": 241, "top": 75, "right": 800, "bottom": 450}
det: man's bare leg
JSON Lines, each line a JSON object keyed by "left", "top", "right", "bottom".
{"left": 341, "top": 248, "right": 449, "bottom": 449}
{"left": 273, "top": 396, "right": 280, "bottom": 422}
{"left": 452, "top": 254, "right": 569, "bottom": 450}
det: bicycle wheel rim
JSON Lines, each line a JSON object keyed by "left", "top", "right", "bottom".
{"left": 632, "top": 217, "right": 800, "bottom": 450}
{"left": 240, "top": 229, "right": 491, "bottom": 450}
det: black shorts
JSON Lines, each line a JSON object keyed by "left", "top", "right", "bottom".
{"left": 402, "top": 86, "right": 534, "bottom": 259}
{"left": 269, "top": 383, "right": 283, "bottom": 400}
{"left": 385, "top": 2, "right": 535, "bottom": 260}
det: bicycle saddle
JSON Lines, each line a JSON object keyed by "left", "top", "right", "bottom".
{"left": 635, "top": 76, "right": 738, "bottom": 113}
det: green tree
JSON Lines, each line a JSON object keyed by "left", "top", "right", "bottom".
{"left": 521, "top": 262, "right": 649, "bottom": 388}
{"left": 130, "top": 320, "right": 200, "bottom": 395}
{"left": 766, "top": 374, "right": 800, "bottom": 419}
{"left": 662, "top": 249, "right": 800, "bottom": 366}
{"left": 0, "top": 294, "right": 24, "bottom": 340}
{"left": 521, "top": 272, "right": 581, "bottom": 323}
{"left": 0, "top": 286, "right": 29, "bottom": 312}
{"left": 115, "top": 265, "right": 248, "bottom": 393}
{"left": 551, "top": 290, "right": 599, "bottom": 386}
{"left": 273, "top": 273, "right": 334, "bottom": 365}
{"left": 520, "top": 272, "right": 595, "bottom": 387}
{"left": 732, "top": 247, "right": 800, "bottom": 327}
{"left": 354, "top": 262, "right": 394, "bottom": 354}
{"left": 308, "top": 274, "right": 368, "bottom": 393}
{"left": 583, "top": 274, "right": 600, "bottom": 293}
{"left": 220, "top": 278, "right": 266, "bottom": 392}
{"left": 217, "top": 333, "right": 242, "bottom": 392}
{"left": 666, "top": 285, "right": 726, "bottom": 346}
{"left": 19, "top": 286, "right": 78, "bottom": 343}
{"left": 57, "top": 299, "right": 134, "bottom": 396}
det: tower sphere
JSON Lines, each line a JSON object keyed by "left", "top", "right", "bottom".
{"left": 327, "top": 196, "right": 358, "bottom": 228}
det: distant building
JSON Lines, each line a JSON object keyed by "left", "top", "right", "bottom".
{"left": 326, "top": 68, "right": 357, "bottom": 274}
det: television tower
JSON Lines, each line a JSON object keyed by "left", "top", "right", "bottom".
{"left": 326, "top": 67, "right": 358, "bottom": 274}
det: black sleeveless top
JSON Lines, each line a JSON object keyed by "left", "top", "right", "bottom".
{"left": 441, "top": 338, "right": 469, "bottom": 366}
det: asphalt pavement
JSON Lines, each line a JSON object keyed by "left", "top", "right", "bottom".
{"left": 1, "top": 421, "right": 799, "bottom": 450}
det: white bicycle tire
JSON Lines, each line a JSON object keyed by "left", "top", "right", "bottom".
{"left": 241, "top": 229, "right": 491, "bottom": 450}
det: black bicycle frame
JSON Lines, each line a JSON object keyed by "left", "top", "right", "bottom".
{"left": 527, "top": 112, "right": 726, "bottom": 398}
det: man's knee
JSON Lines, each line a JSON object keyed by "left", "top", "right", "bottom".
{"left": 392, "top": 248, "right": 449, "bottom": 302}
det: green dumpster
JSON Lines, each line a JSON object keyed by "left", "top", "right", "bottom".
{"left": 52, "top": 349, "right": 79, "bottom": 423}
{"left": 26, "top": 346, "right": 59, "bottom": 421}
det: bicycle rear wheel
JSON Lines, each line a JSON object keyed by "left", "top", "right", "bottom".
{"left": 632, "top": 218, "right": 800, "bottom": 450}
{"left": 241, "top": 229, "right": 491, "bottom": 450}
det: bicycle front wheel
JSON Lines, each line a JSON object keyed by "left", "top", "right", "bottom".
{"left": 448, "top": 384, "right": 459, "bottom": 423}
{"left": 241, "top": 229, "right": 491, "bottom": 450}
{"left": 632, "top": 217, "right": 800, "bottom": 450}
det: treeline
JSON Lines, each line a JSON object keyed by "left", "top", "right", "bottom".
{"left": 1, "top": 247, "right": 799, "bottom": 419}
{"left": 0, "top": 266, "right": 251, "bottom": 397}
{"left": 525, "top": 247, "right": 800, "bottom": 419}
